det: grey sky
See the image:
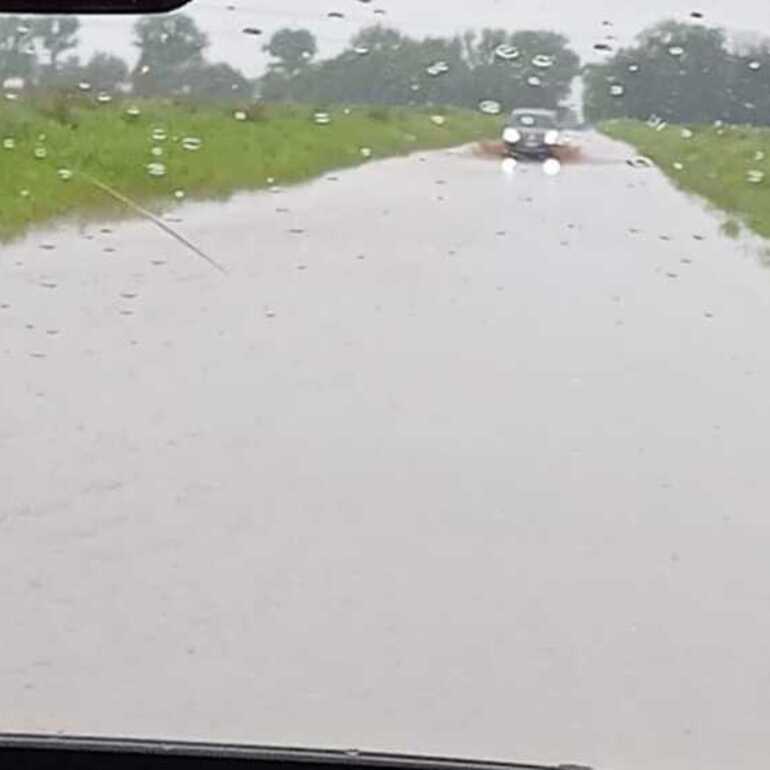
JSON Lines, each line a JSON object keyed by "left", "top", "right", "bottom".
{"left": 71, "top": 0, "right": 770, "bottom": 78}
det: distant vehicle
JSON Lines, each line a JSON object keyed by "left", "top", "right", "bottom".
{"left": 501, "top": 108, "right": 562, "bottom": 159}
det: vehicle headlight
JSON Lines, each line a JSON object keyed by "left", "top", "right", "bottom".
{"left": 502, "top": 127, "right": 521, "bottom": 144}
{"left": 544, "top": 130, "right": 560, "bottom": 145}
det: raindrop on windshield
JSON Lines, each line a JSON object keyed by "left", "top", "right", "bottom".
{"left": 681, "top": 128, "right": 694, "bottom": 139}
{"left": 430, "top": 114, "right": 446, "bottom": 126}
{"left": 628, "top": 63, "right": 640, "bottom": 72}
{"left": 360, "top": 147, "right": 372, "bottom": 158}
{"left": 57, "top": 168, "right": 73, "bottom": 181}
{"left": 3, "top": 138, "right": 15, "bottom": 150}
{"left": 152, "top": 128, "right": 168, "bottom": 141}
{"left": 313, "top": 111, "right": 332, "bottom": 125}
{"left": 609, "top": 84, "right": 625, "bottom": 97}
{"left": 353, "top": 45, "right": 370, "bottom": 56}
{"left": 33, "top": 147, "right": 47, "bottom": 159}
{"left": 747, "top": 169, "right": 764, "bottom": 184}
{"left": 531, "top": 54, "right": 554, "bottom": 69}
{"left": 126, "top": 105, "right": 141, "bottom": 117}
{"left": 242, "top": 27, "right": 262, "bottom": 36}
{"left": 234, "top": 110, "right": 247, "bottom": 121}
{"left": 478, "top": 99, "right": 502, "bottom": 115}
{"left": 147, "top": 162, "right": 167, "bottom": 177}
{"left": 494, "top": 44, "right": 519, "bottom": 61}
{"left": 151, "top": 146, "right": 164, "bottom": 157}
{"left": 77, "top": 81, "right": 91, "bottom": 92}
{"left": 96, "top": 92, "right": 112, "bottom": 104}
{"left": 668, "top": 46, "right": 685, "bottom": 57}
{"left": 426, "top": 60, "right": 450, "bottom": 77}
{"left": 174, "top": 189, "right": 185, "bottom": 199}
{"left": 527, "top": 76, "right": 542, "bottom": 87}
{"left": 627, "top": 156, "right": 654, "bottom": 168}
{"left": 182, "top": 136, "right": 202, "bottom": 151}
{"left": 748, "top": 60, "right": 761, "bottom": 71}
{"left": 327, "top": 11, "right": 344, "bottom": 18}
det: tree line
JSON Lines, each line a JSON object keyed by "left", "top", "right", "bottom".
{"left": 584, "top": 20, "right": 770, "bottom": 125}
{"left": 0, "top": 14, "right": 250, "bottom": 100}
{"left": 3, "top": 12, "right": 770, "bottom": 127}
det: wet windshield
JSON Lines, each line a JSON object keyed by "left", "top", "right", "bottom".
{"left": 510, "top": 111, "right": 557, "bottom": 128}
{"left": 3, "top": 2, "right": 770, "bottom": 770}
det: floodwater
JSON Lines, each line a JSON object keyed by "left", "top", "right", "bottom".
{"left": 2, "top": 133, "right": 770, "bottom": 770}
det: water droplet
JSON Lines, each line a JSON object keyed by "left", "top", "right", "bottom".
{"left": 748, "top": 60, "right": 761, "bottom": 71}
{"left": 242, "top": 26, "right": 262, "bottom": 35}
{"left": 360, "top": 146, "right": 372, "bottom": 158}
{"left": 543, "top": 158, "right": 561, "bottom": 176}
{"left": 668, "top": 46, "right": 685, "bottom": 57}
{"left": 430, "top": 114, "right": 446, "bottom": 126}
{"left": 77, "top": 81, "right": 92, "bottom": 91}
{"left": 747, "top": 169, "right": 764, "bottom": 184}
{"left": 151, "top": 128, "right": 168, "bottom": 142}
{"left": 33, "top": 147, "right": 47, "bottom": 160}
{"left": 313, "top": 111, "right": 331, "bottom": 125}
{"left": 151, "top": 146, "right": 164, "bottom": 157}
{"left": 673, "top": 161, "right": 684, "bottom": 171}
{"left": 126, "top": 105, "right": 141, "bottom": 117}
{"left": 327, "top": 10, "right": 344, "bottom": 18}
{"left": 5, "top": 93, "right": 19, "bottom": 102}
{"left": 681, "top": 128, "right": 694, "bottom": 139}
{"left": 96, "top": 91, "right": 112, "bottom": 104}
{"left": 174, "top": 189, "right": 185, "bottom": 200}
{"left": 527, "top": 75, "right": 542, "bottom": 87}
{"left": 20, "top": 189, "right": 30, "bottom": 198}
{"left": 140, "top": 65, "right": 150, "bottom": 75}
{"left": 146, "top": 162, "right": 167, "bottom": 177}
{"left": 755, "top": 150, "right": 765, "bottom": 161}
{"left": 182, "top": 136, "right": 202, "bottom": 151}
{"left": 353, "top": 45, "right": 370, "bottom": 56}
{"left": 609, "top": 84, "right": 625, "bottom": 97}
{"left": 531, "top": 54, "right": 554, "bottom": 69}
{"left": 3, "top": 137, "right": 15, "bottom": 150}
{"left": 478, "top": 99, "right": 501, "bottom": 115}
{"left": 494, "top": 44, "right": 519, "bottom": 61}
{"left": 628, "top": 63, "right": 640, "bottom": 73}
{"left": 234, "top": 110, "right": 247, "bottom": 121}
{"left": 57, "top": 168, "right": 73, "bottom": 181}
{"left": 426, "top": 60, "right": 450, "bottom": 77}
{"left": 627, "top": 156, "right": 654, "bottom": 169}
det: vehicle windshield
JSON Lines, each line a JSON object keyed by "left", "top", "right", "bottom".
{"left": 510, "top": 111, "right": 557, "bottom": 128}
{"left": 3, "top": 2, "right": 770, "bottom": 770}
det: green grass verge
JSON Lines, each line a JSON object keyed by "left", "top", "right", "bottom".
{"left": 0, "top": 98, "right": 500, "bottom": 241}
{"left": 601, "top": 118, "right": 770, "bottom": 240}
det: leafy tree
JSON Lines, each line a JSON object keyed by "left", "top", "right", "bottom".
{"left": 258, "top": 25, "right": 580, "bottom": 113}
{"left": 0, "top": 16, "right": 38, "bottom": 83}
{"left": 132, "top": 13, "right": 207, "bottom": 96}
{"left": 584, "top": 20, "right": 733, "bottom": 124}
{"left": 81, "top": 52, "right": 129, "bottom": 91}
{"left": 184, "top": 61, "right": 253, "bottom": 102}
{"left": 31, "top": 16, "right": 79, "bottom": 70}
{"left": 264, "top": 28, "right": 317, "bottom": 74}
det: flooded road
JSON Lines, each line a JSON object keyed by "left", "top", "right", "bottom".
{"left": 3, "top": 132, "right": 770, "bottom": 770}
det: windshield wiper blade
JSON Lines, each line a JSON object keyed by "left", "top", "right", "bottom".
{"left": 0, "top": 734, "right": 592, "bottom": 770}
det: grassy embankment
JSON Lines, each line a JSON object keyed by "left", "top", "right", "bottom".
{"left": 0, "top": 98, "right": 500, "bottom": 241}
{"left": 602, "top": 118, "right": 770, "bottom": 240}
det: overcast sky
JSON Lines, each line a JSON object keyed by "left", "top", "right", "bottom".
{"left": 71, "top": 0, "right": 770, "bottom": 77}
